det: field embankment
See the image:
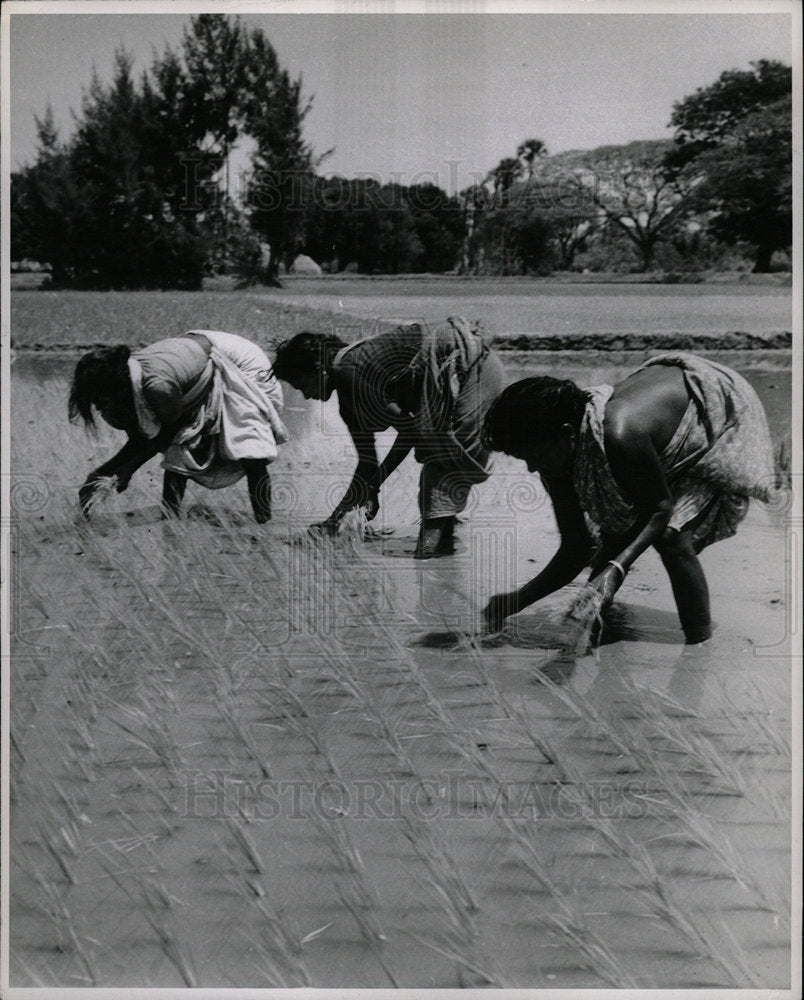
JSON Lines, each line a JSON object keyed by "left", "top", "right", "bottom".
{"left": 9, "top": 283, "right": 792, "bottom": 354}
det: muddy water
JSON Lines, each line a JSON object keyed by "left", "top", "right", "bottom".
{"left": 11, "top": 348, "right": 793, "bottom": 438}
{"left": 9, "top": 351, "right": 793, "bottom": 988}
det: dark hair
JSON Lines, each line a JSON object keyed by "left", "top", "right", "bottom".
{"left": 272, "top": 331, "right": 346, "bottom": 383}
{"left": 482, "top": 376, "right": 589, "bottom": 454}
{"left": 68, "top": 344, "right": 132, "bottom": 430}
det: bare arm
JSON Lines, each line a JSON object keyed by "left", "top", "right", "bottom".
{"left": 585, "top": 417, "right": 675, "bottom": 602}
{"left": 312, "top": 418, "right": 380, "bottom": 534}
{"left": 316, "top": 374, "right": 413, "bottom": 530}
{"left": 484, "top": 475, "right": 594, "bottom": 630}
{"left": 371, "top": 429, "right": 414, "bottom": 491}
{"left": 79, "top": 425, "right": 181, "bottom": 517}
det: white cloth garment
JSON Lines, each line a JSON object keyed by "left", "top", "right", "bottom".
{"left": 130, "top": 330, "right": 288, "bottom": 489}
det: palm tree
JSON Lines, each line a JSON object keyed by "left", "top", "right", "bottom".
{"left": 517, "top": 138, "right": 547, "bottom": 180}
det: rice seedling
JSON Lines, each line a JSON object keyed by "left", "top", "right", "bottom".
{"left": 36, "top": 821, "right": 77, "bottom": 886}
{"left": 314, "top": 644, "right": 421, "bottom": 777}
{"left": 225, "top": 816, "right": 266, "bottom": 874}
{"left": 541, "top": 913, "right": 638, "bottom": 988}
{"left": 405, "top": 924, "right": 507, "bottom": 988}
{"left": 335, "top": 880, "right": 399, "bottom": 987}
{"left": 78, "top": 475, "right": 119, "bottom": 517}
{"left": 130, "top": 767, "right": 179, "bottom": 816}
{"left": 773, "top": 435, "right": 792, "bottom": 491}
{"left": 106, "top": 701, "right": 184, "bottom": 772}
{"left": 641, "top": 782, "right": 788, "bottom": 920}
{"left": 94, "top": 846, "right": 197, "bottom": 986}
{"left": 571, "top": 806, "right": 761, "bottom": 988}
{"left": 140, "top": 910, "right": 198, "bottom": 987}
{"left": 446, "top": 639, "right": 561, "bottom": 767}
{"left": 13, "top": 850, "right": 98, "bottom": 984}
{"left": 622, "top": 680, "right": 748, "bottom": 796}
{"left": 108, "top": 809, "right": 168, "bottom": 858}
{"left": 220, "top": 860, "right": 313, "bottom": 983}
{"left": 557, "top": 582, "right": 606, "bottom": 655}
{"left": 213, "top": 687, "right": 273, "bottom": 779}
{"left": 400, "top": 814, "right": 478, "bottom": 914}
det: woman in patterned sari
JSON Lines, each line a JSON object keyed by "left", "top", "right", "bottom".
{"left": 273, "top": 317, "right": 506, "bottom": 557}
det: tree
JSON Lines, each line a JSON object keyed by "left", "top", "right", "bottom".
{"left": 406, "top": 183, "right": 464, "bottom": 272}
{"left": 243, "top": 26, "right": 326, "bottom": 284}
{"left": 179, "top": 15, "right": 249, "bottom": 248}
{"left": 487, "top": 157, "right": 523, "bottom": 207}
{"left": 568, "top": 141, "right": 697, "bottom": 272}
{"left": 666, "top": 61, "right": 792, "bottom": 272}
{"left": 66, "top": 50, "right": 207, "bottom": 288}
{"left": 517, "top": 138, "right": 547, "bottom": 180}
{"left": 12, "top": 14, "right": 325, "bottom": 288}
{"left": 10, "top": 107, "right": 81, "bottom": 281}
{"left": 668, "top": 59, "right": 791, "bottom": 149}
{"left": 456, "top": 183, "right": 490, "bottom": 274}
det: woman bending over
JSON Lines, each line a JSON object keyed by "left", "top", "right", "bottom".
{"left": 70, "top": 330, "right": 287, "bottom": 522}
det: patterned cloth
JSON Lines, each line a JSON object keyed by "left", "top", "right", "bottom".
{"left": 129, "top": 331, "right": 287, "bottom": 489}
{"left": 332, "top": 317, "right": 506, "bottom": 518}
{"left": 573, "top": 352, "right": 777, "bottom": 551}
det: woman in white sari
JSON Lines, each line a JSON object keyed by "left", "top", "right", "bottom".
{"left": 69, "top": 330, "right": 287, "bottom": 522}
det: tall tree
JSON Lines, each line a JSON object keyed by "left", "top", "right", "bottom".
{"left": 517, "top": 138, "right": 547, "bottom": 180}
{"left": 668, "top": 59, "right": 791, "bottom": 150}
{"left": 180, "top": 15, "right": 249, "bottom": 247}
{"left": 456, "top": 183, "right": 489, "bottom": 274}
{"left": 243, "top": 26, "right": 326, "bottom": 284}
{"left": 10, "top": 107, "right": 85, "bottom": 283}
{"left": 67, "top": 49, "right": 207, "bottom": 287}
{"left": 519, "top": 171, "right": 600, "bottom": 270}
{"left": 12, "top": 14, "right": 325, "bottom": 288}
{"left": 666, "top": 61, "right": 792, "bottom": 272}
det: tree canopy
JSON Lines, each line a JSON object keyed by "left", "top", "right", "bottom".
{"left": 11, "top": 15, "right": 314, "bottom": 289}
{"left": 11, "top": 39, "right": 792, "bottom": 283}
{"left": 665, "top": 60, "right": 792, "bottom": 271}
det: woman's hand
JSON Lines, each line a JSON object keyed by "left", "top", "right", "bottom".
{"left": 307, "top": 517, "right": 341, "bottom": 539}
{"left": 364, "top": 491, "right": 380, "bottom": 522}
{"left": 483, "top": 591, "right": 519, "bottom": 633}
{"left": 79, "top": 479, "right": 99, "bottom": 519}
{"left": 78, "top": 474, "right": 118, "bottom": 518}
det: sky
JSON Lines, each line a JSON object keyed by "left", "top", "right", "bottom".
{"left": 6, "top": 4, "right": 796, "bottom": 194}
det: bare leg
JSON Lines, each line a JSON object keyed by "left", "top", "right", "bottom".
{"left": 243, "top": 459, "right": 271, "bottom": 524}
{"left": 161, "top": 471, "right": 187, "bottom": 518}
{"left": 655, "top": 528, "right": 712, "bottom": 644}
{"left": 414, "top": 516, "right": 456, "bottom": 559}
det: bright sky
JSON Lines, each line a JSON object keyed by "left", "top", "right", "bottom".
{"left": 6, "top": 4, "right": 796, "bottom": 193}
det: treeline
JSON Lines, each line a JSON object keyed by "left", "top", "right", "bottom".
{"left": 11, "top": 15, "right": 318, "bottom": 289}
{"left": 11, "top": 20, "right": 792, "bottom": 289}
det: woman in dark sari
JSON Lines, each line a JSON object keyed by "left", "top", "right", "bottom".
{"left": 273, "top": 317, "right": 506, "bottom": 557}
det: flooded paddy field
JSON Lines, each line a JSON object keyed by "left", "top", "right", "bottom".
{"left": 7, "top": 338, "right": 794, "bottom": 989}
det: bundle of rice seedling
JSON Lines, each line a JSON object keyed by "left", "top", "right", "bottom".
{"left": 557, "top": 583, "right": 605, "bottom": 656}
{"left": 292, "top": 506, "right": 379, "bottom": 554}
{"left": 336, "top": 506, "right": 369, "bottom": 556}
{"left": 80, "top": 475, "right": 118, "bottom": 516}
